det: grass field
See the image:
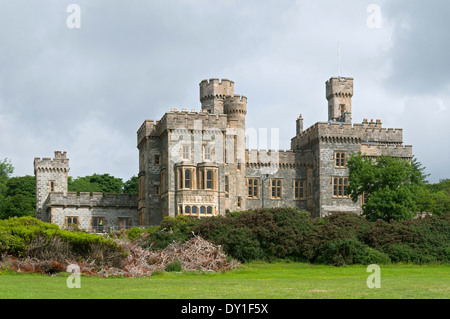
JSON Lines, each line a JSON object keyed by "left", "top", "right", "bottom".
{"left": 0, "top": 262, "right": 448, "bottom": 299}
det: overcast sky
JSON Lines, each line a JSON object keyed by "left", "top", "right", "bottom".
{"left": 0, "top": 0, "right": 448, "bottom": 183}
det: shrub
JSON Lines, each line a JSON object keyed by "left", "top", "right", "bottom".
{"left": 192, "top": 208, "right": 313, "bottom": 262}
{"left": 0, "top": 216, "right": 126, "bottom": 267}
{"left": 364, "top": 214, "right": 450, "bottom": 264}
{"left": 165, "top": 259, "right": 182, "bottom": 272}
{"left": 316, "top": 238, "right": 390, "bottom": 266}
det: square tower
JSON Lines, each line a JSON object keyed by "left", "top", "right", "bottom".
{"left": 33, "top": 151, "right": 69, "bottom": 222}
{"left": 326, "top": 77, "right": 353, "bottom": 124}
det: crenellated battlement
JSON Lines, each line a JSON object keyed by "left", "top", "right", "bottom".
{"left": 137, "top": 119, "right": 156, "bottom": 146}
{"left": 34, "top": 151, "right": 69, "bottom": 174}
{"left": 326, "top": 77, "right": 354, "bottom": 99}
{"left": 224, "top": 95, "right": 247, "bottom": 115}
{"left": 47, "top": 192, "right": 138, "bottom": 208}
{"left": 199, "top": 78, "right": 235, "bottom": 102}
{"left": 360, "top": 143, "right": 413, "bottom": 159}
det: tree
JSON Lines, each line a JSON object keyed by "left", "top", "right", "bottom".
{"left": 0, "top": 158, "right": 14, "bottom": 197}
{"left": 0, "top": 175, "right": 36, "bottom": 219}
{"left": 347, "top": 153, "right": 423, "bottom": 222}
{"left": 123, "top": 175, "right": 138, "bottom": 194}
{"left": 68, "top": 174, "right": 124, "bottom": 194}
{"left": 415, "top": 179, "right": 450, "bottom": 215}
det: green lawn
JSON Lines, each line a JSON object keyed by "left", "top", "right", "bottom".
{"left": 0, "top": 262, "right": 448, "bottom": 299}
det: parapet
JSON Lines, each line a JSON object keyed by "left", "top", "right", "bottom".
{"left": 34, "top": 151, "right": 69, "bottom": 174}
{"left": 137, "top": 119, "right": 156, "bottom": 146}
{"left": 224, "top": 95, "right": 247, "bottom": 114}
{"left": 326, "top": 77, "right": 354, "bottom": 100}
{"left": 46, "top": 192, "right": 138, "bottom": 208}
{"left": 199, "top": 78, "right": 235, "bottom": 102}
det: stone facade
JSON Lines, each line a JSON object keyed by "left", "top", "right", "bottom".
{"left": 137, "top": 76, "right": 413, "bottom": 225}
{"left": 34, "top": 152, "right": 138, "bottom": 231}
{"left": 35, "top": 76, "right": 413, "bottom": 228}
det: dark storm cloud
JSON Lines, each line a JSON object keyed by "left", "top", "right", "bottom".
{"left": 0, "top": 0, "right": 448, "bottom": 183}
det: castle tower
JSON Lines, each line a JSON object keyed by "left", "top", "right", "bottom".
{"left": 199, "top": 78, "right": 235, "bottom": 114}
{"left": 326, "top": 77, "right": 353, "bottom": 124}
{"left": 33, "top": 151, "right": 69, "bottom": 222}
{"left": 223, "top": 94, "right": 247, "bottom": 211}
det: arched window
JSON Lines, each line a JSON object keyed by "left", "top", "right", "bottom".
{"left": 200, "top": 206, "right": 206, "bottom": 214}
{"left": 185, "top": 206, "right": 191, "bottom": 214}
{"left": 207, "top": 206, "right": 212, "bottom": 214}
{"left": 192, "top": 206, "right": 198, "bottom": 214}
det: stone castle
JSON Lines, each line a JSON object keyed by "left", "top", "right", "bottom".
{"left": 35, "top": 76, "right": 413, "bottom": 230}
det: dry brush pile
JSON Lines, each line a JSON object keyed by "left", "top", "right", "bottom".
{"left": 0, "top": 233, "right": 240, "bottom": 277}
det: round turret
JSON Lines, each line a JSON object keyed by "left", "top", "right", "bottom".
{"left": 199, "top": 78, "right": 235, "bottom": 114}
{"left": 224, "top": 94, "right": 247, "bottom": 128}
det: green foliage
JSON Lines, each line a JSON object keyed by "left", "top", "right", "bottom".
{"left": 347, "top": 153, "right": 423, "bottom": 221}
{"left": 0, "top": 217, "right": 125, "bottom": 266}
{"left": 192, "top": 208, "right": 313, "bottom": 262}
{"left": 165, "top": 260, "right": 182, "bottom": 272}
{"left": 123, "top": 176, "right": 139, "bottom": 194}
{"left": 316, "top": 238, "right": 391, "bottom": 266}
{"left": 68, "top": 174, "right": 124, "bottom": 194}
{"left": 140, "top": 209, "right": 450, "bottom": 266}
{"left": 158, "top": 214, "right": 199, "bottom": 233}
{"left": 363, "top": 214, "right": 450, "bottom": 264}
{"left": 0, "top": 176, "right": 36, "bottom": 219}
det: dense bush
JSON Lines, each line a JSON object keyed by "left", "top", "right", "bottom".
{"left": 0, "top": 216, "right": 126, "bottom": 267}
{"left": 165, "top": 259, "right": 182, "bottom": 272}
{"left": 192, "top": 208, "right": 313, "bottom": 262}
{"left": 363, "top": 214, "right": 450, "bottom": 264}
{"left": 137, "top": 209, "right": 449, "bottom": 266}
{"left": 142, "top": 215, "right": 200, "bottom": 250}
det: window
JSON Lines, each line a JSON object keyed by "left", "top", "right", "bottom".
{"left": 182, "top": 145, "right": 190, "bottom": 160}
{"left": 294, "top": 180, "right": 305, "bottom": 200}
{"left": 49, "top": 181, "right": 55, "bottom": 192}
{"left": 200, "top": 206, "right": 206, "bottom": 215}
{"left": 340, "top": 104, "right": 345, "bottom": 117}
{"left": 362, "top": 193, "right": 368, "bottom": 205}
{"left": 271, "top": 179, "right": 282, "bottom": 199}
{"left": 335, "top": 152, "right": 346, "bottom": 168}
{"left": 117, "top": 217, "right": 131, "bottom": 230}
{"left": 185, "top": 206, "right": 191, "bottom": 214}
{"left": 192, "top": 206, "right": 198, "bottom": 215}
{"left": 206, "top": 170, "right": 214, "bottom": 189}
{"left": 207, "top": 206, "right": 213, "bottom": 215}
{"left": 155, "top": 185, "right": 160, "bottom": 196}
{"left": 247, "top": 178, "right": 259, "bottom": 198}
{"left": 204, "top": 145, "right": 212, "bottom": 161}
{"left": 184, "top": 169, "right": 191, "bottom": 189}
{"left": 237, "top": 162, "right": 241, "bottom": 171}
{"left": 155, "top": 155, "right": 161, "bottom": 165}
{"left": 237, "top": 197, "right": 242, "bottom": 209}
{"left": 92, "top": 217, "right": 105, "bottom": 232}
{"left": 225, "top": 175, "right": 229, "bottom": 193}
{"left": 66, "top": 216, "right": 78, "bottom": 226}
{"left": 333, "top": 177, "right": 349, "bottom": 198}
